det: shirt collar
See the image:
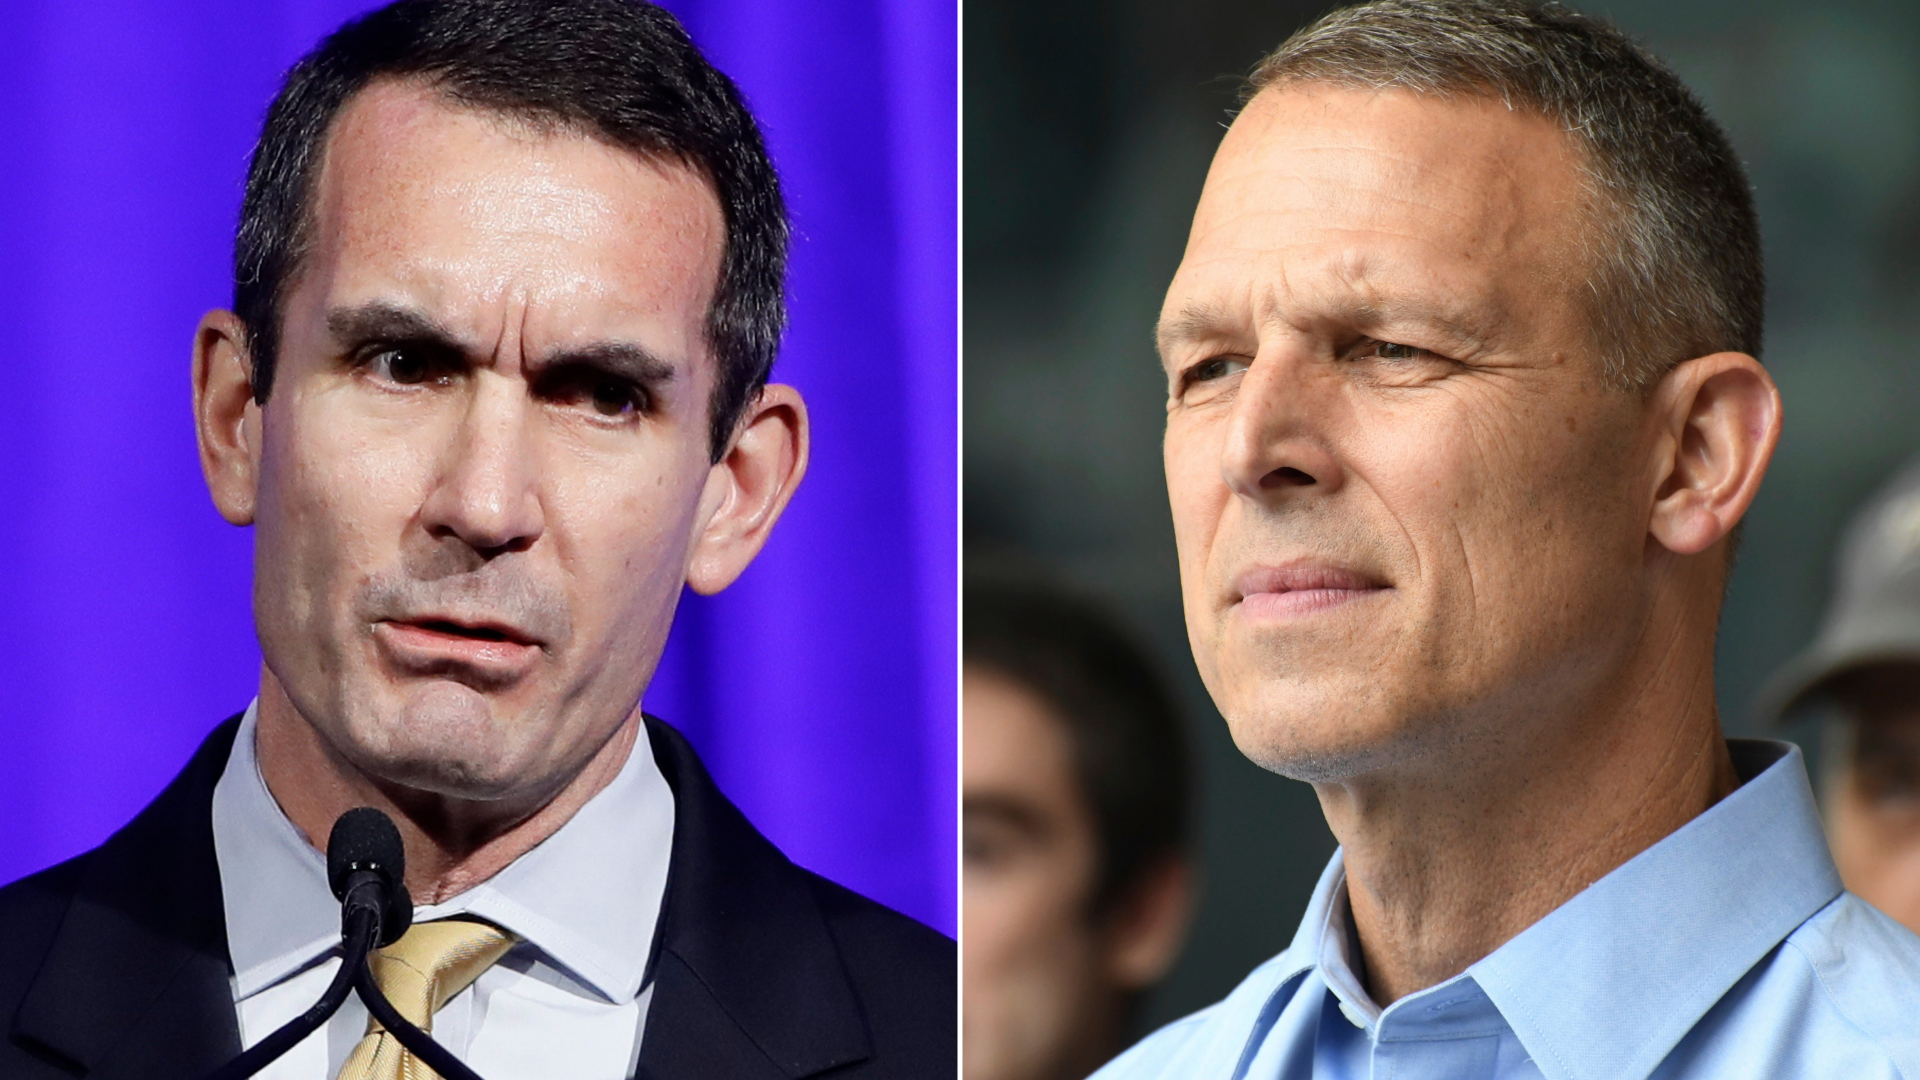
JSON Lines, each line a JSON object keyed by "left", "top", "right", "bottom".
{"left": 213, "top": 700, "right": 674, "bottom": 1006}
{"left": 1292, "top": 739, "right": 1840, "bottom": 1080}
{"left": 1469, "top": 739, "right": 1842, "bottom": 1080}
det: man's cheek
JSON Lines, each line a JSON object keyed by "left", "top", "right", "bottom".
{"left": 1362, "top": 428, "right": 1475, "bottom": 563}
{"left": 1165, "top": 435, "right": 1227, "bottom": 571}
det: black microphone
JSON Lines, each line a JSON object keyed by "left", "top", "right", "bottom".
{"left": 328, "top": 810, "right": 486, "bottom": 1080}
{"left": 206, "top": 807, "right": 408, "bottom": 1080}
{"left": 327, "top": 806, "right": 414, "bottom": 947}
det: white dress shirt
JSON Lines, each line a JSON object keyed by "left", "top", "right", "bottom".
{"left": 211, "top": 701, "right": 674, "bottom": 1080}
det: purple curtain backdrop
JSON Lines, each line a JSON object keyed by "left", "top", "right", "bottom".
{"left": 0, "top": 0, "right": 956, "bottom": 936}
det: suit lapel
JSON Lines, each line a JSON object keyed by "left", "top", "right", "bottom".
{"left": 14, "top": 718, "right": 242, "bottom": 1078}
{"left": 636, "top": 718, "right": 872, "bottom": 1080}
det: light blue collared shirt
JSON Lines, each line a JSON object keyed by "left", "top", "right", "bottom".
{"left": 1095, "top": 740, "right": 1920, "bottom": 1080}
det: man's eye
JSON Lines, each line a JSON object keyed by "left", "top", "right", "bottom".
{"left": 1362, "top": 340, "right": 1427, "bottom": 362}
{"left": 560, "top": 372, "right": 652, "bottom": 418}
{"left": 589, "top": 378, "right": 641, "bottom": 417}
{"left": 1186, "top": 356, "right": 1250, "bottom": 385}
{"left": 366, "top": 346, "right": 436, "bottom": 385}
{"left": 532, "top": 367, "right": 654, "bottom": 421}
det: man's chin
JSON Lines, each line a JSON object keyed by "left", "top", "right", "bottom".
{"left": 1219, "top": 684, "right": 1433, "bottom": 784}
{"left": 366, "top": 753, "right": 530, "bottom": 802}
{"left": 334, "top": 681, "right": 537, "bottom": 800}
{"left": 338, "top": 729, "right": 534, "bottom": 801}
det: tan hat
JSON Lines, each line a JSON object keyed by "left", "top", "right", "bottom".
{"left": 1754, "top": 454, "right": 1920, "bottom": 724}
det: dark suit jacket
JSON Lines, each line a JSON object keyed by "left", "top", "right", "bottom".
{"left": 0, "top": 715, "right": 955, "bottom": 1078}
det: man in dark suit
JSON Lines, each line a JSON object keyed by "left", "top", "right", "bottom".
{"left": 0, "top": 1, "right": 953, "bottom": 1076}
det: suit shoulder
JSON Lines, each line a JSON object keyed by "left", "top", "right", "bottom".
{"left": 805, "top": 870, "right": 953, "bottom": 966}
{"left": 803, "top": 871, "right": 955, "bottom": 1071}
{"left": 0, "top": 853, "right": 85, "bottom": 913}
{"left": 0, "top": 855, "right": 85, "bottom": 986}
{"left": 0, "top": 855, "right": 86, "bottom": 1070}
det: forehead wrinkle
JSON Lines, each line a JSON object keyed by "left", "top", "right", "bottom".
{"left": 1245, "top": 247, "right": 1499, "bottom": 359}
{"left": 310, "top": 81, "right": 722, "bottom": 363}
{"left": 1213, "top": 93, "right": 1572, "bottom": 321}
{"left": 1169, "top": 232, "right": 1504, "bottom": 370}
{"left": 1159, "top": 244, "right": 1303, "bottom": 367}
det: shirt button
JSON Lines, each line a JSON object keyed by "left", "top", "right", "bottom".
{"left": 1337, "top": 999, "right": 1370, "bottom": 1030}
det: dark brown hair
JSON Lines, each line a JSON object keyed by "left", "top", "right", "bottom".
{"left": 235, "top": 0, "right": 787, "bottom": 461}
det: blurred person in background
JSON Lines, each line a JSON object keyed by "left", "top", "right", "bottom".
{"left": 1095, "top": 0, "right": 1920, "bottom": 1076}
{"left": 964, "top": 578, "right": 1195, "bottom": 1080}
{"left": 1760, "top": 454, "right": 1920, "bottom": 933}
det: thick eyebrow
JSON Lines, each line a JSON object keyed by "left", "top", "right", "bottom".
{"left": 327, "top": 301, "right": 465, "bottom": 353}
{"left": 324, "top": 300, "right": 678, "bottom": 388}
{"left": 533, "top": 340, "right": 678, "bottom": 390}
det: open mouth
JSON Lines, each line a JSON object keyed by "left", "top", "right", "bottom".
{"left": 375, "top": 618, "right": 542, "bottom": 671}
{"left": 410, "top": 619, "right": 525, "bottom": 644}
{"left": 373, "top": 617, "right": 542, "bottom": 686}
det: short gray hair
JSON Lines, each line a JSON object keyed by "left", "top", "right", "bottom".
{"left": 1247, "top": 0, "right": 1763, "bottom": 389}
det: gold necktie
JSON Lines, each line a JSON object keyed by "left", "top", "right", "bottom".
{"left": 334, "top": 917, "right": 517, "bottom": 1080}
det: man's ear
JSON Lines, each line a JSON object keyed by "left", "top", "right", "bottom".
{"left": 193, "top": 310, "right": 263, "bottom": 526}
{"left": 685, "top": 383, "right": 809, "bottom": 595}
{"left": 1102, "top": 855, "right": 1197, "bottom": 991}
{"left": 1645, "top": 351, "right": 1782, "bottom": 557}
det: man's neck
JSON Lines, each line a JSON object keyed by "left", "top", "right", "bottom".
{"left": 1319, "top": 607, "right": 1739, "bottom": 1006}
{"left": 253, "top": 676, "right": 641, "bottom": 905}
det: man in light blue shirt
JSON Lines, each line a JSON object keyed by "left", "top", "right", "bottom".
{"left": 1114, "top": 0, "right": 1920, "bottom": 1076}
{"left": 1101, "top": 741, "right": 1920, "bottom": 1078}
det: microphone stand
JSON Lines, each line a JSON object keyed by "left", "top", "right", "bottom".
{"left": 204, "top": 904, "right": 378, "bottom": 1080}
{"left": 205, "top": 911, "right": 490, "bottom": 1080}
{"left": 204, "top": 807, "right": 490, "bottom": 1080}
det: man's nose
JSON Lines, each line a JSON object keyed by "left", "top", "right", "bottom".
{"left": 420, "top": 374, "right": 546, "bottom": 557}
{"left": 1218, "top": 350, "right": 1344, "bottom": 502}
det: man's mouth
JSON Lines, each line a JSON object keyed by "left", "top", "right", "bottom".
{"left": 1232, "top": 562, "right": 1389, "bottom": 620}
{"left": 373, "top": 617, "right": 543, "bottom": 676}
{"left": 402, "top": 618, "right": 537, "bottom": 646}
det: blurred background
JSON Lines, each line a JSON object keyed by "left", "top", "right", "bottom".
{"left": 965, "top": 0, "right": 1920, "bottom": 1035}
{"left": 0, "top": 0, "right": 955, "bottom": 936}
